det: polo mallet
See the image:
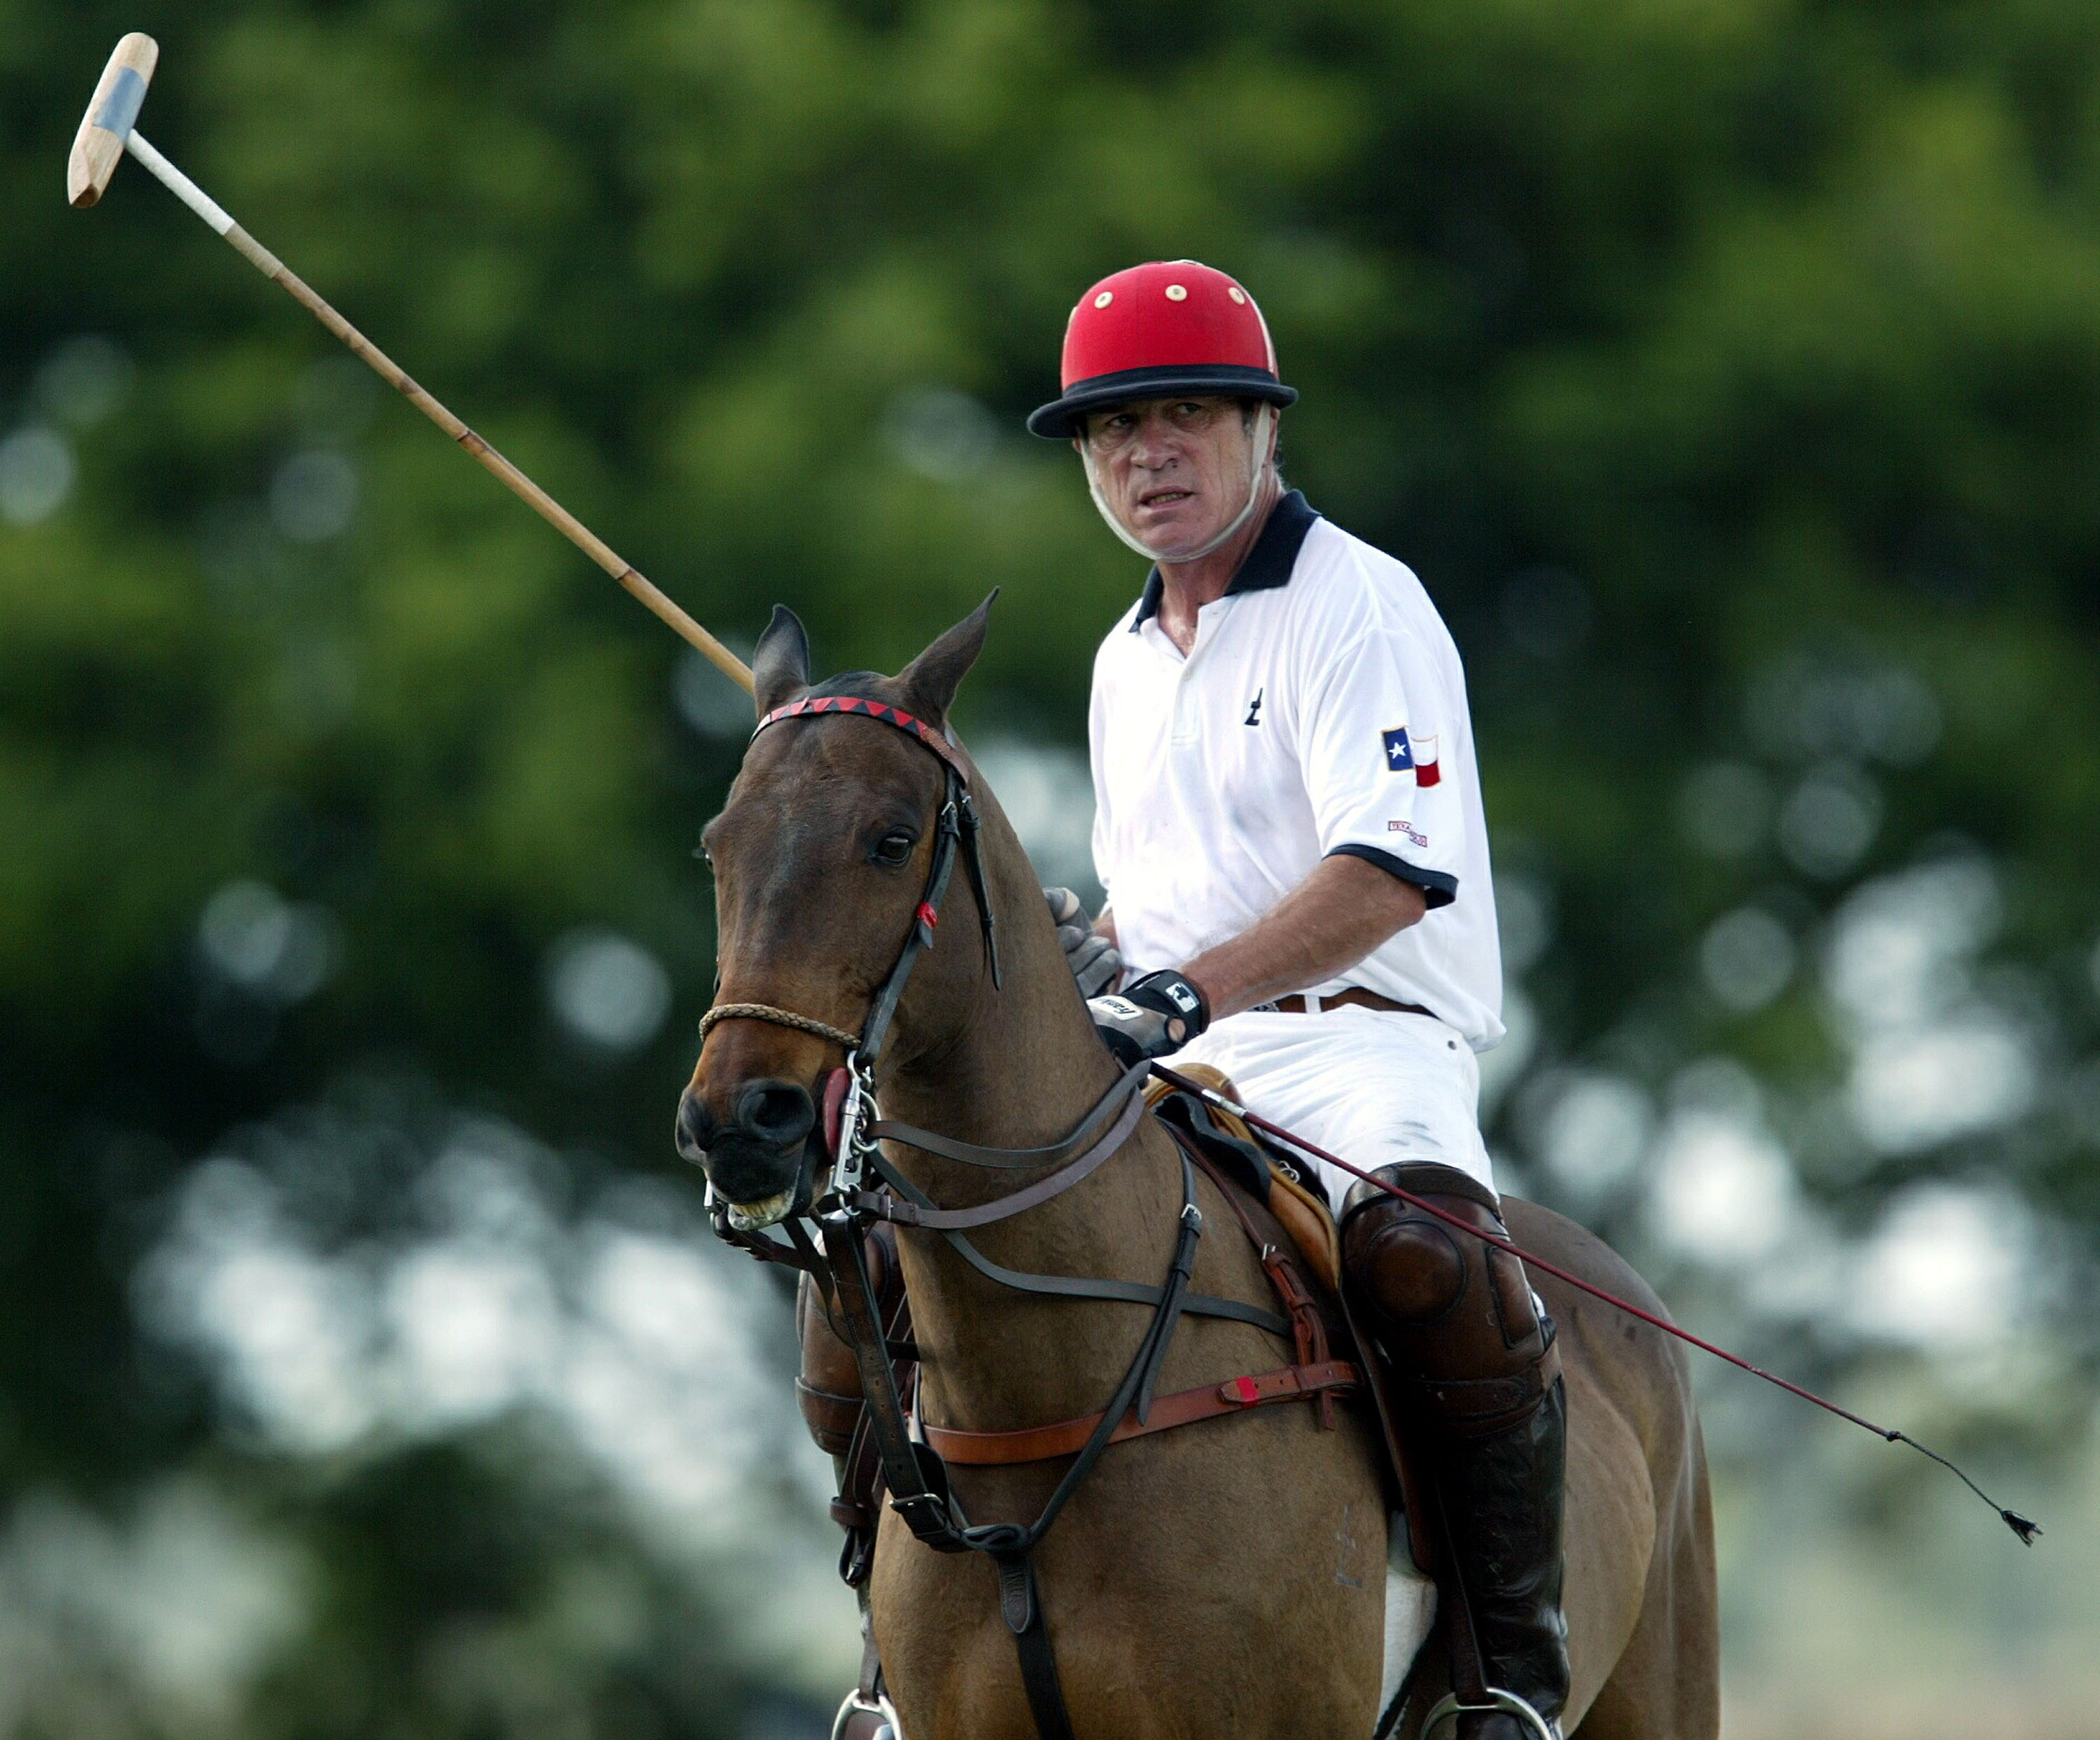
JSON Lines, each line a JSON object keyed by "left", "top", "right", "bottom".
{"left": 68, "top": 33, "right": 755, "bottom": 694}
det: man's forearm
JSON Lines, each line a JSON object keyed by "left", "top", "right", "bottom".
{"left": 1181, "top": 855, "right": 1427, "bottom": 1021}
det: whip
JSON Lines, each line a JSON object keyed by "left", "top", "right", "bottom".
{"left": 1149, "top": 1062, "right": 2043, "bottom": 1546}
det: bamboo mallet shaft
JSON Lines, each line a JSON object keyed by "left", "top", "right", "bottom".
{"left": 69, "top": 38, "right": 752, "bottom": 694}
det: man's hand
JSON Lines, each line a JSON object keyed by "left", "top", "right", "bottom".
{"left": 1087, "top": 969, "right": 1209, "bottom": 1069}
{"left": 1044, "top": 886, "right": 1122, "bottom": 998}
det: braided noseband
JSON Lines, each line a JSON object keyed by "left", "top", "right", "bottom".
{"left": 698, "top": 1002, "right": 860, "bottom": 1052}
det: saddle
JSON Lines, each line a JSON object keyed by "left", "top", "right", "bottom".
{"left": 1142, "top": 1064, "right": 1339, "bottom": 1288}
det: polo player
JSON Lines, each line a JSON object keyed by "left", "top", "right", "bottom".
{"left": 1032, "top": 260, "right": 1569, "bottom": 1740}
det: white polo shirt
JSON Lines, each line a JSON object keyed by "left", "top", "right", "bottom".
{"left": 1088, "top": 490, "right": 1504, "bottom": 1050}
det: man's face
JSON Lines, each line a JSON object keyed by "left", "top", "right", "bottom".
{"left": 1077, "top": 396, "right": 1264, "bottom": 561}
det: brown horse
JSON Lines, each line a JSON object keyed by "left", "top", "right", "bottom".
{"left": 678, "top": 601, "right": 1718, "bottom": 1739}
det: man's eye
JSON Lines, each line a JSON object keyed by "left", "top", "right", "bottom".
{"left": 871, "top": 831, "right": 916, "bottom": 866}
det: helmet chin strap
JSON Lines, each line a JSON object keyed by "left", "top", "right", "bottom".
{"left": 1082, "top": 403, "right": 1275, "bottom": 566}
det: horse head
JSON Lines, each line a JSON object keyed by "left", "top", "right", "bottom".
{"left": 676, "top": 597, "right": 998, "bottom": 1225}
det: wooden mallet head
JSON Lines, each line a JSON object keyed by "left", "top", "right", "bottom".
{"left": 69, "top": 33, "right": 159, "bottom": 209}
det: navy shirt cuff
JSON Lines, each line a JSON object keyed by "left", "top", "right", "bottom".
{"left": 1326, "top": 844, "right": 1457, "bottom": 910}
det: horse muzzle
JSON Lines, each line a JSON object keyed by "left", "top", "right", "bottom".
{"left": 676, "top": 1078, "right": 820, "bottom": 1228}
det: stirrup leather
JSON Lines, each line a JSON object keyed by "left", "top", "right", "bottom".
{"left": 1419, "top": 1687, "right": 1560, "bottom": 1740}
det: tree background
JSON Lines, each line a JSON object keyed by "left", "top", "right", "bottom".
{"left": 2, "top": 0, "right": 2096, "bottom": 1734}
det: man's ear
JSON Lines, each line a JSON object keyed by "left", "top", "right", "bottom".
{"left": 897, "top": 592, "right": 996, "bottom": 726}
{"left": 751, "top": 605, "right": 811, "bottom": 716}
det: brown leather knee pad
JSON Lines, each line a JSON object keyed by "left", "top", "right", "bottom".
{"left": 795, "top": 1227, "right": 908, "bottom": 1455}
{"left": 795, "top": 1269, "right": 864, "bottom": 1454}
{"left": 1342, "top": 1162, "right": 1560, "bottom": 1439}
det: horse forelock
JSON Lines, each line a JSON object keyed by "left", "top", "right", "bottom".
{"left": 804, "top": 669, "right": 895, "bottom": 702}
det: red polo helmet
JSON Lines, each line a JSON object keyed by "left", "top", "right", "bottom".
{"left": 1026, "top": 260, "right": 1298, "bottom": 438}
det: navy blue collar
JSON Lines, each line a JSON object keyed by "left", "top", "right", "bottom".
{"left": 1131, "top": 489, "right": 1319, "bottom": 630}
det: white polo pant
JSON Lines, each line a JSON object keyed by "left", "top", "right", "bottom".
{"left": 1175, "top": 1005, "right": 1497, "bottom": 1209}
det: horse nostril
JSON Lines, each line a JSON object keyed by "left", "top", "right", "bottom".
{"left": 676, "top": 1092, "right": 717, "bottom": 1161}
{"left": 734, "top": 1080, "right": 816, "bottom": 1148}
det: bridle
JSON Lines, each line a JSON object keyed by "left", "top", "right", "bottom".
{"left": 696, "top": 688, "right": 1233, "bottom": 1282}
{"left": 696, "top": 690, "right": 1004, "bottom": 1230}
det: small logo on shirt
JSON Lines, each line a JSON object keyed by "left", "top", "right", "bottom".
{"left": 1388, "top": 819, "right": 1429, "bottom": 848}
{"left": 1245, "top": 687, "right": 1264, "bottom": 727}
{"left": 1381, "top": 725, "right": 1442, "bottom": 786}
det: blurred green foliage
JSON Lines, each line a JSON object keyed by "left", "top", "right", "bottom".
{"left": 2, "top": 0, "right": 2098, "bottom": 1732}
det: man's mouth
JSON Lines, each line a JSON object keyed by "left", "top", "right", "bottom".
{"left": 1138, "top": 489, "right": 1194, "bottom": 509}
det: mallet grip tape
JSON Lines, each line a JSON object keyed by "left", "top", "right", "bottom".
{"left": 93, "top": 67, "right": 149, "bottom": 141}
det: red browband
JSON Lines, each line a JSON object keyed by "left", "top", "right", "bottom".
{"left": 752, "top": 694, "right": 971, "bottom": 781}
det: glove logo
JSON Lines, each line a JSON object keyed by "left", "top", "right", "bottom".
{"left": 1094, "top": 996, "right": 1142, "bottom": 1019}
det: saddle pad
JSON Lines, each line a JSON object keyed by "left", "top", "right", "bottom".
{"left": 1382, "top": 1517, "right": 1438, "bottom": 1727}
{"left": 1146, "top": 1064, "right": 1343, "bottom": 1293}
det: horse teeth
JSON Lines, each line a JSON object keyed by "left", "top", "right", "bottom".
{"left": 727, "top": 1188, "right": 796, "bottom": 1231}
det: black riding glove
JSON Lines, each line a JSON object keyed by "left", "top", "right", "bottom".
{"left": 1087, "top": 969, "right": 1210, "bottom": 1069}
{"left": 1044, "top": 886, "right": 1123, "bottom": 999}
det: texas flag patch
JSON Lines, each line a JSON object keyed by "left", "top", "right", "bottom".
{"left": 1381, "top": 727, "right": 1443, "bottom": 786}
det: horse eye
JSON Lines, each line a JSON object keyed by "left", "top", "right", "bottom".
{"left": 871, "top": 830, "right": 916, "bottom": 867}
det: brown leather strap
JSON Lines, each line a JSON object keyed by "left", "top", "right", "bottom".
{"left": 1268, "top": 987, "right": 1435, "bottom": 1017}
{"left": 920, "top": 1359, "right": 1361, "bottom": 1466}
{"left": 867, "top": 1062, "right": 1152, "bottom": 1172}
{"left": 1182, "top": 1145, "right": 1340, "bottom": 1428}
{"left": 855, "top": 1081, "right": 1148, "bottom": 1230}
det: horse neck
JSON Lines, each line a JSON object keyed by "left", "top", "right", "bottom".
{"left": 874, "top": 788, "right": 1191, "bottom": 1427}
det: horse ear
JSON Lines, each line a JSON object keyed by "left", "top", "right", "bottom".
{"left": 751, "top": 605, "right": 811, "bottom": 716}
{"left": 898, "top": 591, "right": 997, "bottom": 725}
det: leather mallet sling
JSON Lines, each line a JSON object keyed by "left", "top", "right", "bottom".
{"left": 67, "top": 32, "right": 754, "bottom": 695}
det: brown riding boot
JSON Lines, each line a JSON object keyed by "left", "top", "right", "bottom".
{"left": 1343, "top": 1163, "right": 1569, "bottom": 1740}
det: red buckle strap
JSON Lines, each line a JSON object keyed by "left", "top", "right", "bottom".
{"left": 920, "top": 1359, "right": 1361, "bottom": 1466}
